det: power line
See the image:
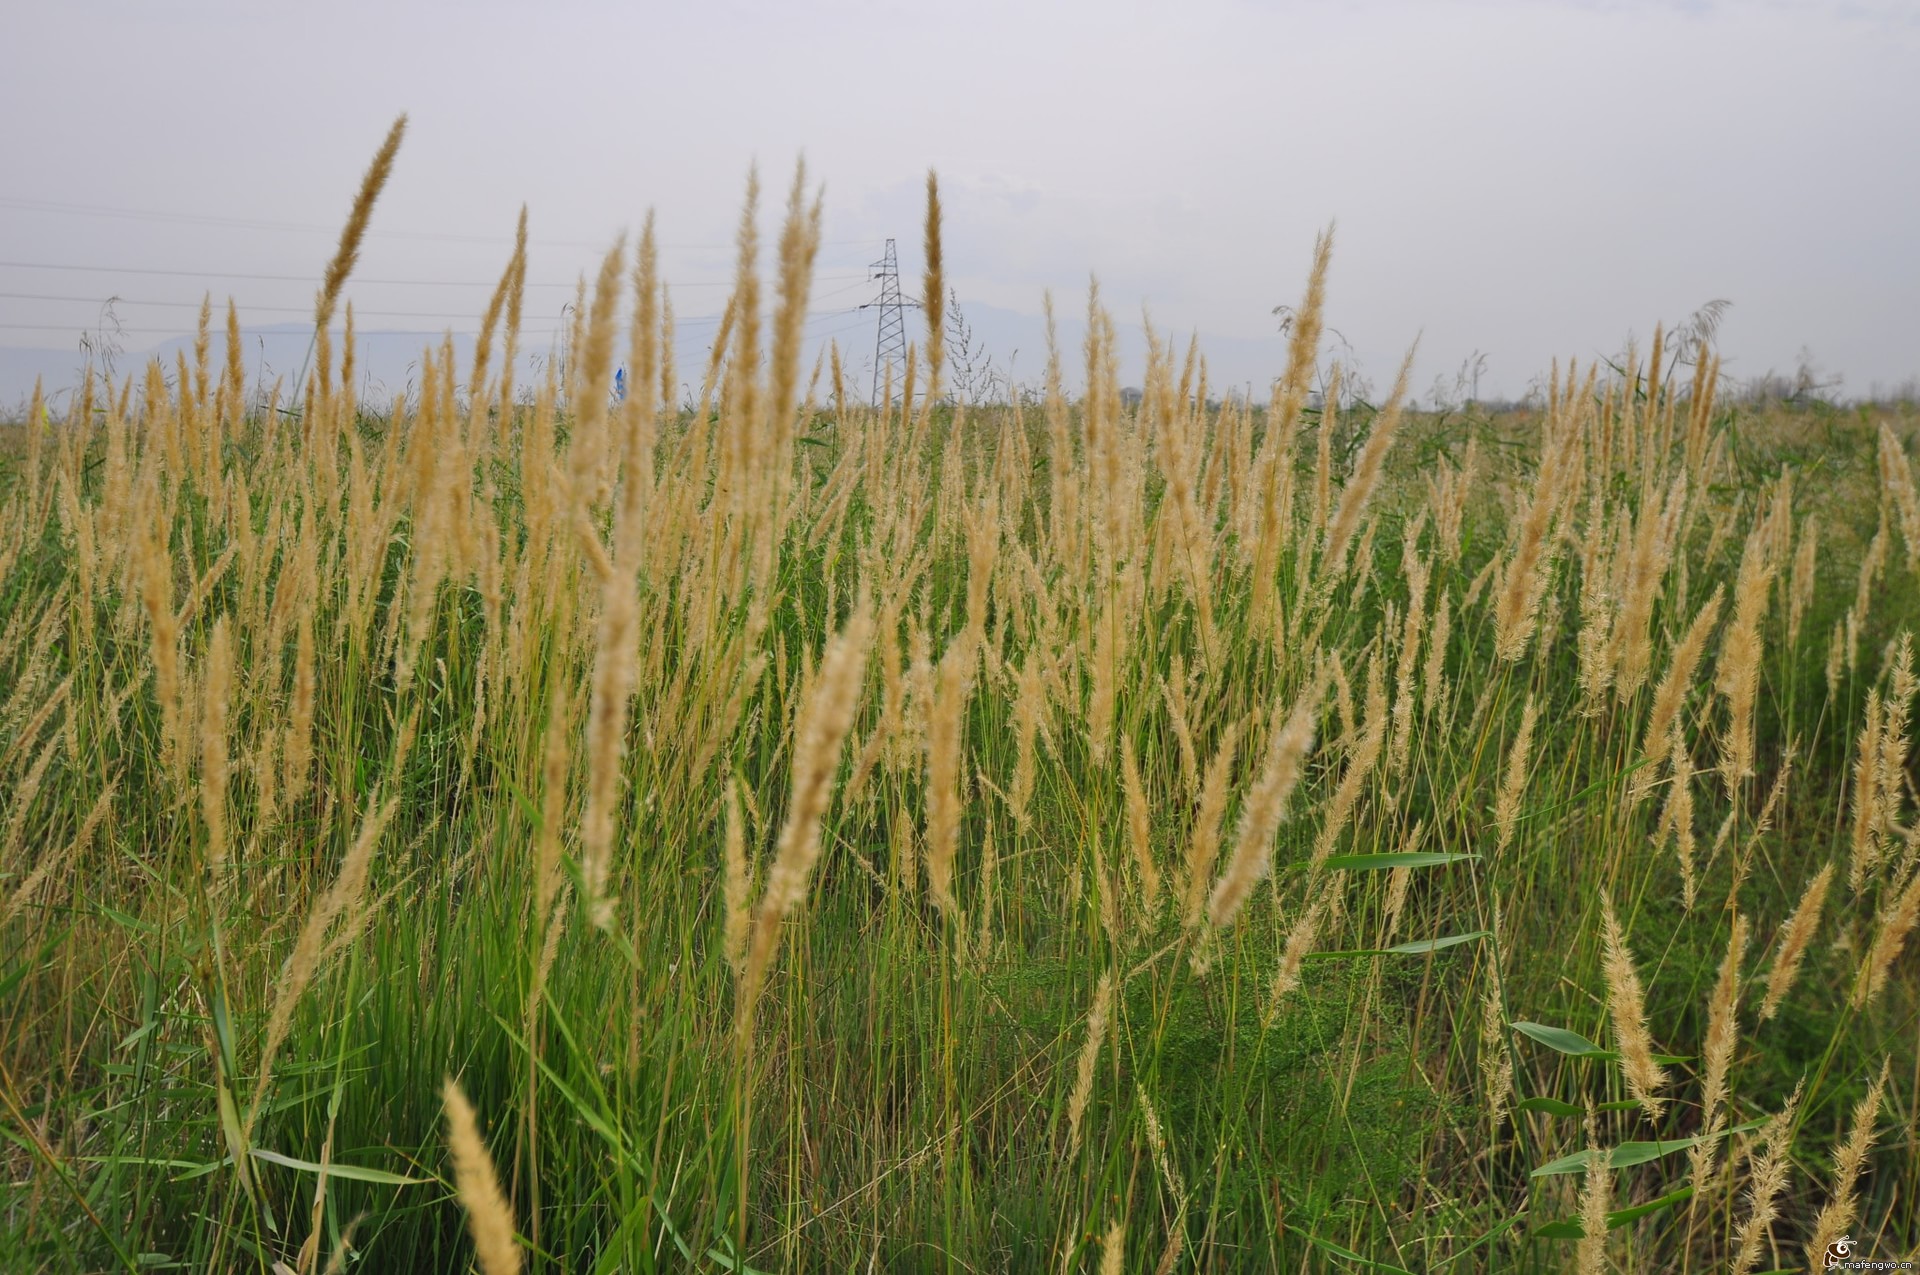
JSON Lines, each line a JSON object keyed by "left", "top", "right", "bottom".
{"left": 0, "top": 291, "right": 517, "bottom": 319}
{"left": 803, "top": 307, "right": 867, "bottom": 327}
{"left": 0, "top": 322, "right": 574, "bottom": 337}
{"left": 0, "top": 291, "right": 836, "bottom": 322}
{"left": 811, "top": 318, "right": 875, "bottom": 343}
{"left": 0, "top": 259, "right": 870, "bottom": 290}
{"left": 0, "top": 195, "right": 886, "bottom": 252}
{"left": 0, "top": 305, "right": 866, "bottom": 340}
{"left": 1, "top": 290, "right": 871, "bottom": 325}
{"left": 809, "top": 278, "right": 872, "bottom": 303}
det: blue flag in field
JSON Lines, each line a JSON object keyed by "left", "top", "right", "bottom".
{"left": 613, "top": 367, "right": 628, "bottom": 403}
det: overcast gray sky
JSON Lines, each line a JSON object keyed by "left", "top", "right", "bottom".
{"left": 3, "top": 0, "right": 1916, "bottom": 404}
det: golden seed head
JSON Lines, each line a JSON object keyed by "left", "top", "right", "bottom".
{"left": 441, "top": 1078, "right": 522, "bottom": 1275}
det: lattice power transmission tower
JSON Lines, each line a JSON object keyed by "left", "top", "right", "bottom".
{"left": 865, "top": 238, "right": 911, "bottom": 405}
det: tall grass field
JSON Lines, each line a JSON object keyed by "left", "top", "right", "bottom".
{"left": 3, "top": 117, "right": 1918, "bottom": 1273}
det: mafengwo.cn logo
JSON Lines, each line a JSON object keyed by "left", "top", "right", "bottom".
{"left": 1824, "top": 1236, "right": 1919, "bottom": 1271}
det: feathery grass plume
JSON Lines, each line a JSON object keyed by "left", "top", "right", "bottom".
{"left": 1388, "top": 541, "right": 1429, "bottom": 775}
{"left": 1160, "top": 659, "right": 1200, "bottom": 800}
{"left": 1848, "top": 517, "right": 1889, "bottom": 667}
{"left": 246, "top": 797, "right": 396, "bottom": 1141}
{"left": 1859, "top": 635, "right": 1916, "bottom": 888}
{"left": 1262, "top": 225, "right": 1333, "bottom": 482}
{"left": 198, "top": 617, "right": 233, "bottom": 877}
{"left": 1324, "top": 651, "right": 1355, "bottom": 754}
{"left": 24, "top": 377, "right": 44, "bottom": 493}
{"left": 722, "top": 170, "right": 767, "bottom": 526}
{"left": 3, "top": 778, "right": 116, "bottom": 926}
{"left": 1383, "top": 857, "right": 1415, "bottom": 942}
{"left": 975, "top": 822, "right": 997, "bottom": 961}
{"left": 962, "top": 495, "right": 999, "bottom": 656}
{"left": 1734, "top": 745, "right": 1795, "bottom": 889}
{"left": 284, "top": 613, "right": 316, "bottom": 806}
{"left": 395, "top": 420, "right": 452, "bottom": 696}
{"left": 494, "top": 206, "right": 529, "bottom": 441}
{"left": 1082, "top": 282, "right": 1123, "bottom": 571}
{"left": 1152, "top": 1210, "right": 1188, "bottom": 1275}
{"left": 1787, "top": 515, "right": 1818, "bottom": 648}
{"left": 1882, "top": 628, "right": 1916, "bottom": 756}
{"left": 317, "top": 1216, "right": 366, "bottom": 1275}
{"left": 1493, "top": 403, "right": 1577, "bottom": 661}
{"left": 465, "top": 215, "right": 522, "bottom": 412}
{"left": 1120, "top": 736, "right": 1159, "bottom": 915}
{"left": 1852, "top": 866, "right": 1920, "bottom": 1008}
{"left": 1880, "top": 421, "right": 1920, "bottom": 569}
{"left": 1492, "top": 697, "right": 1537, "bottom": 855}
{"left": 1309, "top": 656, "right": 1387, "bottom": 868}
{"left": 535, "top": 676, "right": 572, "bottom": 922}
{"left": 1066, "top": 971, "right": 1114, "bottom": 1157}
{"left": 723, "top": 780, "right": 750, "bottom": 974}
{"left": 1849, "top": 691, "right": 1888, "bottom": 891}
{"left": 1180, "top": 724, "right": 1240, "bottom": 930}
{"left": 1659, "top": 733, "right": 1700, "bottom": 909}
{"left": 220, "top": 298, "right": 244, "bottom": 430}
{"left": 1310, "top": 366, "right": 1339, "bottom": 538}
{"left": 566, "top": 235, "right": 629, "bottom": 513}
{"left": 1420, "top": 590, "right": 1453, "bottom": 719}
{"left": 525, "top": 874, "right": 572, "bottom": 1055}
{"left": 833, "top": 656, "right": 883, "bottom": 806}
{"left": 1268, "top": 888, "right": 1331, "bottom": 1015}
{"left": 1432, "top": 441, "right": 1478, "bottom": 565}
{"left": 738, "top": 607, "right": 874, "bottom": 1036}
{"left": 922, "top": 170, "right": 945, "bottom": 406}
{"left": 0, "top": 734, "right": 58, "bottom": 879}
{"left": 1807, "top": 1059, "right": 1889, "bottom": 1264}
{"left": 579, "top": 413, "right": 646, "bottom": 930}
{"left": 1040, "top": 292, "right": 1079, "bottom": 566}
{"left": 1322, "top": 344, "right": 1416, "bottom": 573}
{"left": 2, "top": 608, "right": 56, "bottom": 714}
{"left": 562, "top": 271, "right": 589, "bottom": 411}
{"left": 695, "top": 284, "right": 739, "bottom": 444}
{"left": 898, "top": 613, "right": 935, "bottom": 762}
{"left": 1760, "top": 862, "right": 1832, "bottom": 1020}
{"left": 1136, "top": 1082, "right": 1187, "bottom": 1209}
{"left": 1599, "top": 891, "right": 1668, "bottom": 1119}
{"left": 1150, "top": 334, "right": 1214, "bottom": 635}
{"left": 1576, "top": 1106, "right": 1610, "bottom": 1275}
{"left": 1633, "top": 584, "right": 1724, "bottom": 798}
{"left": 2, "top": 674, "right": 70, "bottom": 772}
{"left": 1688, "top": 912, "right": 1747, "bottom": 1205}
{"left": 1462, "top": 554, "right": 1497, "bottom": 612}
{"left": 1479, "top": 969, "right": 1513, "bottom": 1129}
{"left": 658, "top": 284, "right": 676, "bottom": 414}
{"left": 338, "top": 300, "right": 357, "bottom": 429}
{"left": 924, "top": 642, "right": 969, "bottom": 925}
{"left": 1093, "top": 837, "right": 1125, "bottom": 950}
{"left": 1086, "top": 591, "right": 1118, "bottom": 767}
{"left": 1729, "top": 1081, "right": 1801, "bottom": 1275}
{"left": 762, "top": 164, "right": 823, "bottom": 553}
{"left": 1208, "top": 677, "right": 1325, "bottom": 928}
{"left": 1610, "top": 475, "right": 1686, "bottom": 701}
{"left": 441, "top": 1078, "right": 522, "bottom": 1275}
{"left": 136, "top": 524, "right": 184, "bottom": 780}
{"left": 1098, "top": 1219, "right": 1125, "bottom": 1275}
{"left": 854, "top": 595, "right": 906, "bottom": 766}
{"left": 1681, "top": 336, "right": 1711, "bottom": 457}
{"left": 1716, "top": 502, "right": 1783, "bottom": 798}
{"left": 314, "top": 114, "right": 406, "bottom": 335}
